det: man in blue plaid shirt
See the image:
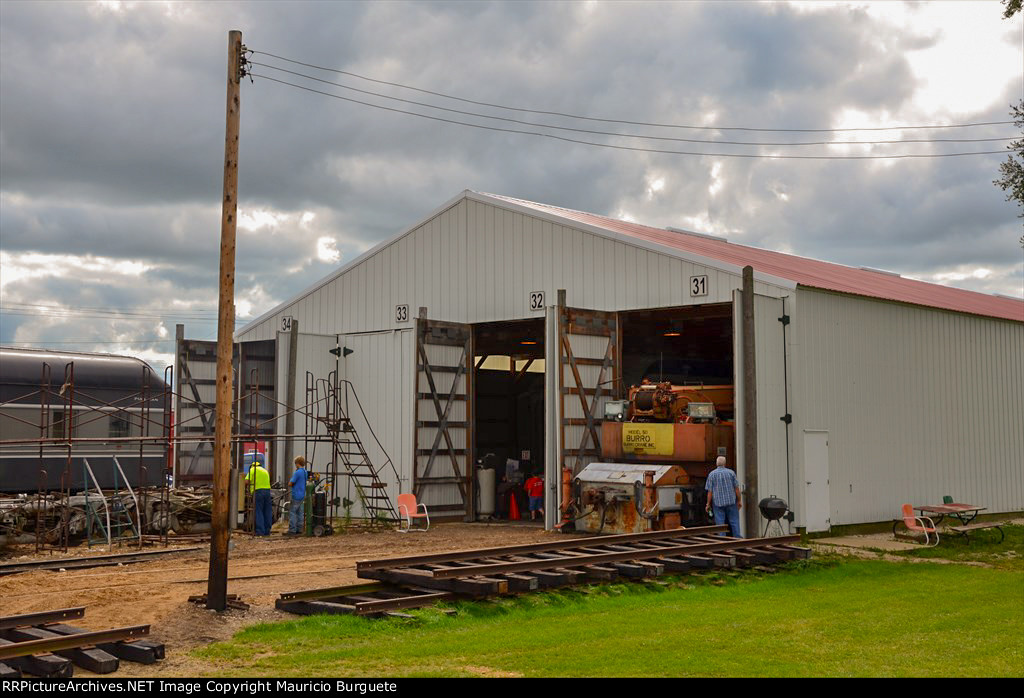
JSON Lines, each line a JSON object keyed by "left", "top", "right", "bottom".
{"left": 705, "top": 456, "right": 742, "bottom": 537}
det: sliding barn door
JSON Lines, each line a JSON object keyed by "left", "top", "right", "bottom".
{"left": 558, "top": 307, "right": 619, "bottom": 476}
{"left": 414, "top": 318, "right": 474, "bottom": 519}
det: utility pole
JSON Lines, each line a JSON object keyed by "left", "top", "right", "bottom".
{"left": 207, "top": 29, "right": 244, "bottom": 612}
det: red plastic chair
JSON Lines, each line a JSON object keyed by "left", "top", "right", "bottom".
{"left": 899, "top": 503, "right": 939, "bottom": 546}
{"left": 397, "top": 493, "right": 430, "bottom": 533}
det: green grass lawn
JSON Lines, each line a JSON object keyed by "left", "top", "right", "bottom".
{"left": 196, "top": 559, "right": 1023, "bottom": 678}
{"left": 891, "top": 523, "right": 1024, "bottom": 570}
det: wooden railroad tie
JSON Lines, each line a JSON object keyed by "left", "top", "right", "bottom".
{"left": 278, "top": 530, "right": 813, "bottom": 619}
{"left": 0, "top": 606, "right": 165, "bottom": 678}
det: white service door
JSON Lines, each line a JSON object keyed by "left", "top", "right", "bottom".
{"left": 804, "top": 430, "right": 830, "bottom": 532}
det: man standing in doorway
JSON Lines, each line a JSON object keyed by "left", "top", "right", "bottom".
{"left": 525, "top": 470, "right": 544, "bottom": 521}
{"left": 288, "top": 456, "right": 308, "bottom": 536}
{"left": 245, "top": 457, "right": 273, "bottom": 536}
{"left": 705, "top": 456, "right": 742, "bottom": 537}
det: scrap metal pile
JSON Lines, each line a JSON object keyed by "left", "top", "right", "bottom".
{"left": 276, "top": 525, "right": 810, "bottom": 617}
{"left": 0, "top": 607, "right": 164, "bottom": 678}
{"left": 0, "top": 487, "right": 286, "bottom": 548}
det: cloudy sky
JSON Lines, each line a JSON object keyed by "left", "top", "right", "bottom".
{"left": 1, "top": 0, "right": 1022, "bottom": 372}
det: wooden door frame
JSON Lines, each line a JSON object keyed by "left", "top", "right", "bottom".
{"left": 413, "top": 316, "right": 474, "bottom": 519}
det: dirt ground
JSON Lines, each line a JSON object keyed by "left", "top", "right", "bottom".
{"left": 0, "top": 522, "right": 570, "bottom": 677}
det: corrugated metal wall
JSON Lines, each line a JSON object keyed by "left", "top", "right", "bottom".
{"left": 237, "top": 197, "right": 786, "bottom": 343}
{"left": 337, "top": 329, "right": 414, "bottom": 518}
{"left": 733, "top": 291, "right": 794, "bottom": 535}
{"left": 275, "top": 331, "right": 338, "bottom": 478}
{"left": 754, "top": 294, "right": 792, "bottom": 520}
{"left": 792, "top": 289, "right": 1024, "bottom": 525}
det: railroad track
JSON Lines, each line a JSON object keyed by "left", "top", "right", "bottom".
{"left": 0, "top": 546, "right": 204, "bottom": 577}
{"left": 0, "top": 607, "right": 164, "bottom": 677}
{"left": 276, "top": 526, "right": 810, "bottom": 617}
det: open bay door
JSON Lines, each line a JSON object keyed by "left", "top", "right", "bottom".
{"left": 414, "top": 316, "right": 474, "bottom": 520}
{"left": 556, "top": 303, "right": 619, "bottom": 479}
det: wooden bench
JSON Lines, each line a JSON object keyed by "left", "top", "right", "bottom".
{"left": 948, "top": 522, "right": 1005, "bottom": 544}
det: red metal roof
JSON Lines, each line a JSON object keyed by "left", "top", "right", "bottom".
{"left": 480, "top": 192, "right": 1024, "bottom": 323}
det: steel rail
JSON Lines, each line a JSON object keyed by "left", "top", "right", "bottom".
{"left": 279, "top": 582, "right": 390, "bottom": 602}
{"left": 421, "top": 535, "right": 801, "bottom": 578}
{"left": 356, "top": 525, "right": 729, "bottom": 571}
{"left": 0, "top": 608, "right": 86, "bottom": 631}
{"left": 0, "top": 625, "right": 150, "bottom": 660}
{"left": 0, "top": 547, "right": 203, "bottom": 575}
{"left": 351, "top": 590, "right": 454, "bottom": 614}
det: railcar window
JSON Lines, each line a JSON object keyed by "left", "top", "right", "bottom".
{"left": 51, "top": 411, "right": 75, "bottom": 439}
{"left": 110, "top": 415, "right": 132, "bottom": 438}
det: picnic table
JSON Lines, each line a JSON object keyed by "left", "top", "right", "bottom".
{"left": 914, "top": 503, "right": 986, "bottom": 526}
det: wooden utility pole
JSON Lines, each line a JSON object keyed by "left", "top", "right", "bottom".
{"left": 207, "top": 29, "right": 243, "bottom": 612}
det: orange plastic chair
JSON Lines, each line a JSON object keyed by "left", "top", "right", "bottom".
{"left": 397, "top": 493, "right": 430, "bottom": 533}
{"left": 899, "top": 503, "right": 939, "bottom": 546}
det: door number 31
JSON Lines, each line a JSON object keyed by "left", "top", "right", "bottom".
{"left": 690, "top": 276, "right": 708, "bottom": 297}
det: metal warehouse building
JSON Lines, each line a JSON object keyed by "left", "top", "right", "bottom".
{"left": 232, "top": 190, "right": 1024, "bottom": 533}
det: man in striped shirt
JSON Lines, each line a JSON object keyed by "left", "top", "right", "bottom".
{"left": 705, "top": 456, "right": 742, "bottom": 537}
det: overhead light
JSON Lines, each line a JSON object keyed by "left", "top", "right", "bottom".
{"left": 663, "top": 330, "right": 681, "bottom": 337}
{"left": 520, "top": 340, "right": 538, "bottom": 345}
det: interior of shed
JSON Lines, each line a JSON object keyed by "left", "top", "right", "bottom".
{"left": 618, "top": 303, "right": 734, "bottom": 417}
{"left": 473, "top": 318, "right": 545, "bottom": 519}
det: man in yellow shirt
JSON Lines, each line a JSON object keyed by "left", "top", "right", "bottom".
{"left": 245, "top": 457, "right": 273, "bottom": 536}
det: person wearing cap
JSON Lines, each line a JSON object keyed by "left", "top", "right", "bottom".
{"left": 244, "top": 457, "right": 273, "bottom": 536}
{"left": 287, "top": 456, "right": 308, "bottom": 536}
{"left": 705, "top": 456, "right": 742, "bottom": 537}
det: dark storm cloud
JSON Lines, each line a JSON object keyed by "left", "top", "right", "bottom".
{"left": 1, "top": 0, "right": 1021, "bottom": 363}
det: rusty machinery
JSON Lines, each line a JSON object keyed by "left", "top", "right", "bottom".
{"left": 564, "top": 379, "right": 736, "bottom": 534}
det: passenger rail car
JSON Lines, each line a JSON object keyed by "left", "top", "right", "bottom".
{"left": 0, "top": 347, "right": 171, "bottom": 493}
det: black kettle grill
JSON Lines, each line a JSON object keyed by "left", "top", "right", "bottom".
{"left": 758, "top": 495, "right": 794, "bottom": 537}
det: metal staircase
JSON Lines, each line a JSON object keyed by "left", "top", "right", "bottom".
{"left": 306, "top": 372, "right": 399, "bottom": 523}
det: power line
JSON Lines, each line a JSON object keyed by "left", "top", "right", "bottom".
{"left": 251, "top": 49, "right": 1016, "bottom": 133}
{"left": 250, "top": 61, "right": 1017, "bottom": 148}
{"left": 4, "top": 301, "right": 221, "bottom": 314}
{"left": 249, "top": 73, "right": 1007, "bottom": 161}
{"left": 0, "top": 309, "right": 247, "bottom": 323}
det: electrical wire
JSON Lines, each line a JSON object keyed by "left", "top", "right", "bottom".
{"left": 4, "top": 301, "right": 221, "bottom": 314}
{"left": 250, "top": 61, "right": 1016, "bottom": 148}
{"left": 249, "top": 73, "right": 1007, "bottom": 160}
{"left": 0, "top": 309, "right": 247, "bottom": 324}
{"left": 250, "top": 50, "right": 1016, "bottom": 133}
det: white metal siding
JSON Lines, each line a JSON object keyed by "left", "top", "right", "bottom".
{"left": 277, "top": 332, "right": 338, "bottom": 474}
{"left": 337, "top": 329, "right": 414, "bottom": 518}
{"left": 754, "top": 294, "right": 792, "bottom": 517}
{"left": 792, "top": 289, "right": 1024, "bottom": 525}
{"left": 733, "top": 291, "right": 794, "bottom": 535}
{"left": 237, "top": 197, "right": 788, "bottom": 343}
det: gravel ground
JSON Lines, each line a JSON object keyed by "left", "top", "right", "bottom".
{"left": 1, "top": 522, "right": 572, "bottom": 677}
